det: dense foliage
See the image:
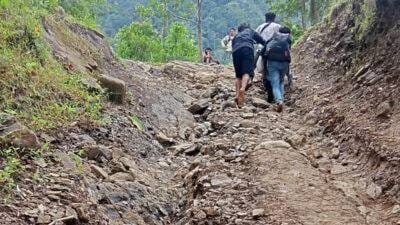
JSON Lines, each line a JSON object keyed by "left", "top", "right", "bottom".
{"left": 60, "top": 0, "right": 107, "bottom": 29}
{"left": 268, "top": 0, "right": 339, "bottom": 40}
{"left": 115, "top": 22, "right": 197, "bottom": 63}
{"left": 115, "top": 22, "right": 165, "bottom": 62}
{"left": 164, "top": 23, "right": 198, "bottom": 62}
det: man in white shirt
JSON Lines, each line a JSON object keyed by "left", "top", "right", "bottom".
{"left": 221, "top": 28, "right": 237, "bottom": 62}
{"left": 256, "top": 12, "right": 281, "bottom": 103}
{"left": 256, "top": 13, "right": 282, "bottom": 42}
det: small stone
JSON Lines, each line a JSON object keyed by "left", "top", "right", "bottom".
{"left": 392, "top": 205, "right": 400, "bottom": 214}
{"left": 73, "top": 205, "right": 89, "bottom": 222}
{"left": 252, "top": 208, "right": 265, "bottom": 218}
{"left": 203, "top": 206, "right": 219, "bottom": 217}
{"left": 90, "top": 165, "right": 108, "bottom": 179}
{"left": 211, "top": 174, "right": 232, "bottom": 187}
{"left": 330, "top": 148, "right": 340, "bottom": 159}
{"left": 156, "top": 132, "right": 175, "bottom": 145}
{"left": 193, "top": 210, "right": 207, "bottom": 220}
{"left": 184, "top": 144, "right": 201, "bottom": 156}
{"left": 171, "top": 143, "right": 195, "bottom": 155}
{"left": 240, "top": 120, "right": 257, "bottom": 129}
{"left": 285, "top": 134, "right": 306, "bottom": 149}
{"left": 376, "top": 101, "right": 392, "bottom": 118}
{"left": 37, "top": 214, "right": 51, "bottom": 224}
{"left": 109, "top": 172, "right": 134, "bottom": 182}
{"left": 65, "top": 207, "right": 79, "bottom": 223}
{"left": 251, "top": 97, "right": 269, "bottom": 108}
{"left": 357, "top": 206, "right": 369, "bottom": 216}
{"left": 235, "top": 219, "right": 243, "bottom": 224}
{"left": 82, "top": 77, "right": 103, "bottom": 92}
{"left": 158, "top": 161, "right": 169, "bottom": 167}
{"left": 313, "top": 150, "right": 323, "bottom": 159}
{"left": 241, "top": 113, "right": 254, "bottom": 119}
{"left": 188, "top": 99, "right": 209, "bottom": 114}
{"left": 54, "top": 151, "right": 76, "bottom": 171}
{"left": 86, "top": 145, "right": 112, "bottom": 161}
{"left": 366, "top": 182, "right": 382, "bottom": 199}
{"left": 0, "top": 114, "right": 40, "bottom": 149}
{"left": 97, "top": 74, "right": 126, "bottom": 104}
{"left": 47, "top": 195, "right": 60, "bottom": 201}
{"left": 222, "top": 101, "right": 236, "bottom": 110}
{"left": 255, "top": 140, "right": 291, "bottom": 150}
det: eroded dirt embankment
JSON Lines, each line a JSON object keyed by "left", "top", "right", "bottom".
{"left": 293, "top": 0, "right": 400, "bottom": 214}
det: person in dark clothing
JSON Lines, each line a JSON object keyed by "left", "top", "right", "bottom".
{"left": 232, "top": 23, "right": 267, "bottom": 107}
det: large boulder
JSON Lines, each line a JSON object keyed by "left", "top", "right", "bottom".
{"left": 0, "top": 114, "right": 40, "bottom": 149}
{"left": 97, "top": 74, "right": 126, "bottom": 104}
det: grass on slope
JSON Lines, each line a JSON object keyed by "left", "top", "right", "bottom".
{"left": 0, "top": 1, "right": 105, "bottom": 131}
{"left": 0, "top": 1, "right": 105, "bottom": 192}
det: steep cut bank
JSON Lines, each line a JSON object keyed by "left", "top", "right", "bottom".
{"left": 293, "top": 0, "right": 400, "bottom": 216}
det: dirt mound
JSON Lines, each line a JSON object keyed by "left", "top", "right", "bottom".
{"left": 293, "top": 0, "right": 400, "bottom": 208}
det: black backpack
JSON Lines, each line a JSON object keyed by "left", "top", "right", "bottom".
{"left": 265, "top": 33, "right": 291, "bottom": 62}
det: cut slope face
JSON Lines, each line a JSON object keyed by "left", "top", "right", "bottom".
{"left": 293, "top": 0, "right": 400, "bottom": 208}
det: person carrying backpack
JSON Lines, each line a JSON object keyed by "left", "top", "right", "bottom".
{"left": 232, "top": 23, "right": 267, "bottom": 107}
{"left": 256, "top": 12, "right": 282, "bottom": 103}
{"left": 264, "top": 26, "right": 292, "bottom": 112}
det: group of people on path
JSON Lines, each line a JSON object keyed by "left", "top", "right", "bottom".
{"left": 221, "top": 12, "right": 292, "bottom": 112}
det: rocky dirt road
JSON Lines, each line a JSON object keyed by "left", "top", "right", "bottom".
{"left": 163, "top": 61, "right": 398, "bottom": 225}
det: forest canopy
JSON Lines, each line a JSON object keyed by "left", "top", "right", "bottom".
{"left": 101, "top": 0, "right": 339, "bottom": 64}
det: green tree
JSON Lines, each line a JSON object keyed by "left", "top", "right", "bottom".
{"left": 137, "top": 0, "right": 195, "bottom": 38}
{"left": 164, "top": 23, "right": 198, "bottom": 61}
{"left": 115, "top": 22, "right": 166, "bottom": 62}
{"left": 267, "top": 0, "right": 336, "bottom": 41}
{"left": 60, "top": 0, "right": 107, "bottom": 28}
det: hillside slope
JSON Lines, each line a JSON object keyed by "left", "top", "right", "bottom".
{"left": 293, "top": 0, "right": 400, "bottom": 207}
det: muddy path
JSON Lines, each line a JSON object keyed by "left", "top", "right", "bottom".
{"left": 162, "top": 61, "right": 398, "bottom": 225}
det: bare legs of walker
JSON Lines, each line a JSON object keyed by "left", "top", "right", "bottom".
{"left": 235, "top": 74, "right": 250, "bottom": 107}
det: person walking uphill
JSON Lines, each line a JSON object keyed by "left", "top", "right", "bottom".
{"left": 256, "top": 12, "right": 282, "bottom": 103}
{"left": 232, "top": 23, "right": 267, "bottom": 107}
{"left": 265, "top": 26, "right": 292, "bottom": 113}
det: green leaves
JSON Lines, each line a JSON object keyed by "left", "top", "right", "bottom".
{"left": 0, "top": 0, "right": 10, "bottom": 8}
{"left": 130, "top": 116, "right": 145, "bottom": 132}
{"left": 115, "top": 22, "right": 197, "bottom": 63}
{"left": 59, "top": 0, "right": 107, "bottom": 29}
{"left": 115, "top": 22, "right": 166, "bottom": 62}
{"left": 164, "top": 23, "right": 198, "bottom": 62}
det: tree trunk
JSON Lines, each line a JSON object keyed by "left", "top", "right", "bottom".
{"left": 310, "top": 0, "right": 318, "bottom": 25}
{"left": 161, "top": 0, "right": 168, "bottom": 39}
{"left": 301, "top": 0, "right": 307, "bottom": 28}
{"left": 197, "top": 0, "right": 203, "bottom": 61}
